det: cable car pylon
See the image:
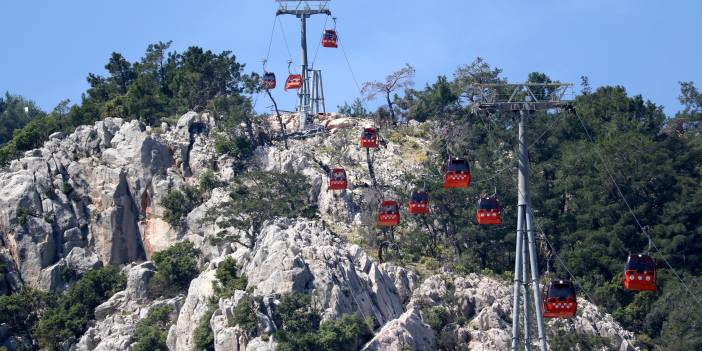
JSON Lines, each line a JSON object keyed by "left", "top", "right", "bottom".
{"left": 470, "top": 82, "right": 575, "bottom": 351}
{"left": 276, "top": 0, "right": 331, "bottom": 131}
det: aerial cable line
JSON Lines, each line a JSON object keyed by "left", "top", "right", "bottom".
{"left": 265, "top": 15, "right": 278, "bottom": 62}
{"left": 475, "top": 108, "right": 604, "bottom": 313}
{"left": 572, "top": 109, "right": 702, "bottom": 309}
{"left": 471, "top": 110, "right": 560, "bottom": 185}
{"left": 277, "top": 16, "right": 294, "bottom": 62}
{"left": 338, "top": 39, "right": 373, "bottom": 114}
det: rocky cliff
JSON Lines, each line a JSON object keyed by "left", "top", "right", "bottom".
{"left": 0, "top": 112, "right": 637, "bottom": 350}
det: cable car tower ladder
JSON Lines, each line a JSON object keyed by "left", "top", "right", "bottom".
{"left": 470, "top": 83, "right": 574, "bottom": 351}
{"left": 276, "top": 0, "right": 330, "bottom": 131}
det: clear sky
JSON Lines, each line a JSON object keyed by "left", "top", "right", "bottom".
{"left": 1, "top": 0, "right": 700, "bottom": 115}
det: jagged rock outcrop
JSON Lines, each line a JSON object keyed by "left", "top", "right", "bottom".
{"left": 0, "top": 112, "right": 222, "bottom": 290}
{"left": 74, "top": 262, "right": 184, "bottom": 350}
{"left": 0, "top": 112, "right": 641, "bottom": 351}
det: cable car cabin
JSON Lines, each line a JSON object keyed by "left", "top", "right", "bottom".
{"left": 476, "top": 196, "right": 501, "bottom": 225}
{"left": 360, "top": 128, "right": 379, "bottom": 148}
{"left": 377, "top": 201, "right": 400, "bottom": 227}
{"left": 408, "top": 191, "right": 429, "bottom": 215}
{"left": 284, "top": 74, "right": 302, "bottom": 91}
{"left": 623, "top": 254, "right": 657, "bottom": 291}
{"left": 542, "top": 280, "right": 577, "bottom": 318}
{"left": 322, "top": 29, "right": 338, "bottom": 48}
{"left": 443, "top": 158, "right": 471, "bottom": 188}
{"left": 328, "top": 168, "right": 348, "bottom": 191}
{"left": 262, "top": 72, "right": 276, "bottom": 90}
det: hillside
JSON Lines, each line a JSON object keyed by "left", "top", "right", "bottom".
{"left": 0, "top": 44, "right": 701, "bottom": 350}
{"left": 0, "top": 110, "right": 639, "bottom": 350}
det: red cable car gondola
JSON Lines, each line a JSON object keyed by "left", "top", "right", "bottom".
{"left": 542, "top": 280, "right": 577, "bottom": 318}
{"left": 408, "top": 191, "right": 429, "bottom": 215}
{"left": 623, "top": 254, "right": 657, "bottom": 291}
{"left": 284, "top": 74, "right": 302, "bottom": 91}
{"left": 262, "top": 72, "right": 276, "bottom": 90}
{"left": 328, "top": 167, "right": 348, "bottom": 191}
{"left": 360, "top": 128, "right": 379, "bottom": 148}
{"left": 443, "top": 158, "right": 471, "bottom": 188}
{"left": 377, "top": 200, "right": 400, "bottom": 227}
{"left": 476, "top": 196, "right": 501, "bottom": 225}
{"left": 322, "top": 29, "right": 338, "bottom": 48}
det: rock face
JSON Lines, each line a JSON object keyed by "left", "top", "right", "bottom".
{"left": 0, "top": 112, "right": 223, "bottom": 290}
{"left": 0, "top": 112, "right": 640, "bottom": 351}
{"left": 74, "top": 262, "right": 184, "bottom": 351}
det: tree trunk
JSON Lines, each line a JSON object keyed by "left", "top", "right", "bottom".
{"left": 266, "top": 89, "right": 288, "bottom": 150}
{"left": 385, "top": 92, "right": 396, "bottom": 126}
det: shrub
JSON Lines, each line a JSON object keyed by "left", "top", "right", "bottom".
{"left": 161, "top": 185, "right": 202, "bottom": 228}
{"left": 275, "top": 292, "right": 373, "bottom": 351}
{"left": 423, "top": 306, "right": 453, "bottom": 333}
{"left": 133, "top": 305, "right": 175, "bottom": 351}
{"left": 34, "top": 266, "right": 126, "bottom": 349}
{"left": 149, "top": 241, "right": 201, "bottom": 297}
{"left": 193, "top": 304, "right": 216, "bottom": 351}
{"left": 0, "top": 288, "right": 55, "bottom": 343}
{"left": 214, "top": 257, "right": 248, "bottom": 298}
{"left": 315, "top": 314, "right": 374, "bottom": 351}
{"left": 232, "top": 295, "right": 258, "bottom": 337}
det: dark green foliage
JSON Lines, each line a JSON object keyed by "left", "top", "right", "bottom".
{"left": 275, "top": 293, "right": 372, "bottom": 351}
{"left": 232, "top": 295, "right": 258, "bottom": 337}
{"left": 149, "top": 241, "right": 201, "bottom": 298}
{"left": 423, "top": 306, "right": 453, "bottom": 333}
{"left": 1, "top": 42, "right": 253, "bottom": 167}
{"left": 34, "top": 267, "right": 126, "bottom": 349}
{"left": 549, "top": 326, "right": 611, "bottom": 350}
{"left": 315, "top": 314, "right": 374, "bottom": 351}
{"left": 0, "top": 92, "right": 45, "bottom": 145}
{"left": 387, "top": 63, "right": 702, "bottom": 349}
{"left": 161, "top": 185, "right": 202, "bottom": 228}
{"left": 198, "top": 170, "right": 222, "bottom": 194}
{"left": 207, "top": 171, "right": 317, "bottom": 248}
{"left": 0, "top": 288, "right": 55, "bottom": 344}
{"left": 214, "top": 257, "right": 248, "bottom": 298}
{"left": 193, "top": 304, "right": 216, "bottom": 351}
{"left": 337, "top": 98, "right": 370, "bottom": 117}
{"left": 133, "top": 305, "right": 175, "bottom": 351}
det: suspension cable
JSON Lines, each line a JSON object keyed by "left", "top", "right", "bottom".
{"left": 311, "top": 14, "right": 330, "bottom": 68}
{"left": 338, "top": 40, "right": 373, "bottom": 114}
{"left": 572, "top": 109, "right": 702, "bottom": 309}
{"left": 277, "top": 16, "right": 294, "bottom": 62}
{"left": 265, "top": 16, "right": 278, "bottom": 63}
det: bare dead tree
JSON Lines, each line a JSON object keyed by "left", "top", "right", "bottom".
{"left": 361, "top": 63, "right": 415, "bottom": 126}
{"left": 265, "top": 89, "right": 288, "bottom": 150}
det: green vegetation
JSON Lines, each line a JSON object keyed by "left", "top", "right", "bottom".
{"left": 133, "top": 305, "right": 175, "bottom": 351}
{"left": 34, "top": 267, "right": 126, "bottom": 349}
{"left": 275, "top": 292, "right": 372, "bottom": 351}
{"left": 193, "top": 257, "right": 248, "bottom": 351}
{"left": 1, "top": 41, "right": 256, "bottom": 167}
{"left": 0, "top": 92, "right": 45, "bottom": 146}
{"left": 337, "top": 98, "right": 371, "bottom": 117}
{"left": 232, "top": 295, "right": 259, "bottom": 337}
{"left": 373, "top": 58, "right": 702, "bottom": 350}
{"left": 0, "top": 288, "right": 55, "bottom": 345}
{"left": 193, "top": 304, "right": 217, "bottom": 351}
{"left": 161, "top": 185, "right": 203, "bottom": 228}
{"left": 149, "top": 241, "right": 201, "bottom": 298}
{"left": 206, "top": 170, "right": 318, "bottom": 248}
{"left": 214, "top": 257, "right": 248, "bottom": 297}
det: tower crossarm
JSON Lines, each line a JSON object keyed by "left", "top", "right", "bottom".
{"left": 468, "top": 82, "right": 575, "bottom": 113}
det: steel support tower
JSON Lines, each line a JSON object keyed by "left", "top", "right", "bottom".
{"left": 276, "top": 0, "right": 330, "bottom": 131}
{"left": 470, "top": 83, "right": 574, "bottom": 351}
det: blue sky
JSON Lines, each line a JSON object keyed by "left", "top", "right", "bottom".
{"left": 1, "top": 0, "right": 700, "bottom": 115}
